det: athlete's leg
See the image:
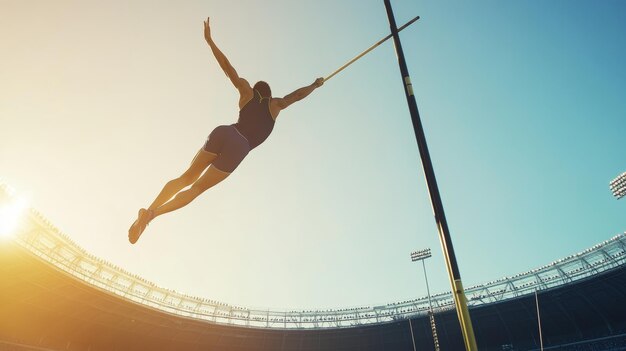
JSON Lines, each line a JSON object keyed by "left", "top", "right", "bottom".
{"left": 151, "top": 165, "right": 230, "bottom": 219}
{"left": 147, "top": 149, "right": 216, "bottom": 211}
{"left": 149, "top": 125, "right": 247, "bottom": 219}
{"left": 129, "top": 149, "right": 215, "bottom": 244}
{"left": 128, "top": 125, "right": 248, "bottom": 244}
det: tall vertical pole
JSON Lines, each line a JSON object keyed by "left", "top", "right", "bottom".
{"left": 383, "top": 1, "right": 478, "bottom": 350}
{"left": 409, "top": 319, "right": 418, "bottom": 351}
{"left": 535, "top": 290, "right": 544, "bottom": 351}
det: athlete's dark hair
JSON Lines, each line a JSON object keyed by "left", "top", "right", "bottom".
{"left": 253, "top": 81, "right": 271, "bottom": 99}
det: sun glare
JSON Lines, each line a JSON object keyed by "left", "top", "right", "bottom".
{"left": 0, "top": 195, "right": 29, "bottom": 238}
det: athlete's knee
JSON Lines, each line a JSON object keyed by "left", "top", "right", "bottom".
{"left": 165, "top": 177, "right": 189, "bottom": 190}
{"left": 191, "top": 171, "right": 228, "bottom": 193}
{"left": 178, "top": 171, "right": 201, "bottom": 185}
{"left": 187, "top": 183, "right": 209, "bottom": 197}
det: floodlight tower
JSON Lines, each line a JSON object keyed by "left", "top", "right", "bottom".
{"left": 411, "top": 248, "right": 440, "bottom": 351}
{"left": 610, "top": 172, "right": 626, "bottom": 200}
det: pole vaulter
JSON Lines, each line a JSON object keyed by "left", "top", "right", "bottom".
{"left": 129, "top": 14, "right": 421, "bottom": 243}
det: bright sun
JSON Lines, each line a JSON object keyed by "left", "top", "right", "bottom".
{"left": 0, "top": 193, "right": 29, "bottom": 238}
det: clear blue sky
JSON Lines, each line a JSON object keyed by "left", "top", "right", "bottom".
{"left": 1, "top": 0, "right": 625, "bottom": 310}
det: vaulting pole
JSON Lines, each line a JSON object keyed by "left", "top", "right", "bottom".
{"left": 324, "top": 15, "right": 419, "bottom": 82}
{"left": 382, "top": 1, "right": 478, "bottom": 350}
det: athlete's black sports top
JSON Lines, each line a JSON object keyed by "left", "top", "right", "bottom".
{"left": 233, "top": 90, "right": 275, "bottom": 149}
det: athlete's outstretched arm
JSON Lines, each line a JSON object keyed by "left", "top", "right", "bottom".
{"left": 204, "top": 17, "right": 250, "bottom": 93}
{"left": 274, "top": 78, "right": 324, "bottom": 111}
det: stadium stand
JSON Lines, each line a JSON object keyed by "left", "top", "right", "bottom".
{"left": 1, "top": 184, "right": 625, "bottom": 350}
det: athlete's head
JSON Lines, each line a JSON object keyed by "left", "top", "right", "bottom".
{"left": 253, "top": 81, "right": 271, "bottom": 99}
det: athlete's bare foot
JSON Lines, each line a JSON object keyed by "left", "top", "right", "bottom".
{"left": 128, "top": 208, "right": 153, "bottom": 244}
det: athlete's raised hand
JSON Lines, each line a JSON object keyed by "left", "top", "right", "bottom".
{"left": 203, "top": 17, "right": 212, "bottom": 42}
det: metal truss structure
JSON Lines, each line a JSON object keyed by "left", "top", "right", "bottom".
{"left": 3, "top": 184, "right": 626, "bottom": 330}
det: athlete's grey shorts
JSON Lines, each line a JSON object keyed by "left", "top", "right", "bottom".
{"left": 203, "top": 125, "right": 250, "bottom": 173}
